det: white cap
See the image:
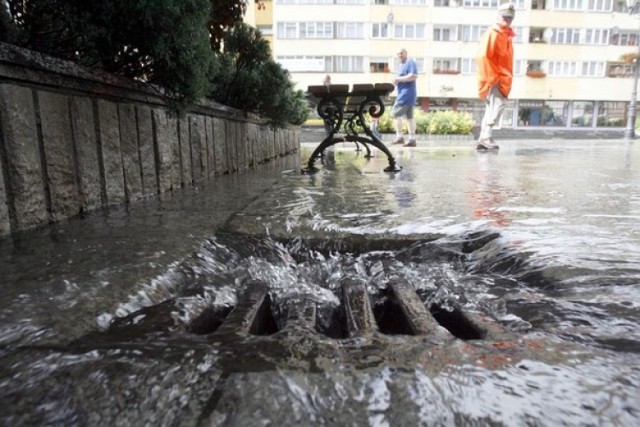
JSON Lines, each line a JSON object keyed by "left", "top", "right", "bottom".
{"left": 498, "top": 2, "right": 515, "bottom": 17}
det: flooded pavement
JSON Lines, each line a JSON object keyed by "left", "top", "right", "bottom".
{"left": 1, "top": 139, "right": 639, "bottom": 425}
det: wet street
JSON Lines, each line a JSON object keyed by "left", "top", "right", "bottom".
{"left": 1, "top": 138, "right": 639, "bottom": 425}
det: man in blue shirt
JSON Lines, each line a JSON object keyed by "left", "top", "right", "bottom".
{"left": 391, "top": 48, "right": 418, "bottom": 147}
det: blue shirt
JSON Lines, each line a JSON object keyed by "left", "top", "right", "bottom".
{"left": 396, "top": 58, "right": 418, "bottom": 106}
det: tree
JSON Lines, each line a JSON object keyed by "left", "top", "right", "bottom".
{"left": 209, "top": 24, "right": 309, "bottom": 127}
{"left": 0, "top": 1, "right": 14, "bottom": 42}
{"left": 208, "top": 0, "right": 247, "bottom": 51}
{"left": 4, "top": 0, "right": 216, "bottom": 113}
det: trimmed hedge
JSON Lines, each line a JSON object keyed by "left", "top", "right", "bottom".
{"left": 372, "top": 109, "right": 473, "bottom": 135}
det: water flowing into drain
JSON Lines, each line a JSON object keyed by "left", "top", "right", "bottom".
{"left": 3, "top": 230, "right": 639, "bottom": 425}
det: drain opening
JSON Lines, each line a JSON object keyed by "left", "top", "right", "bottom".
{"left": 429, "top": 305, "right": 485, "bottom": 340}
{"left": 189, "top": 305, "right": 234, "bottom": 335}
{"left": 372, "top": 290, "right": 416, "bottom": 336}
{"left": 316, "top": 305, "right": 347, "bottom": 339}
{"left": 249, "top": 294, "right": 278, "bottom": 336}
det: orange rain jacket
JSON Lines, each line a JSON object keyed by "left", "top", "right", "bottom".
{"left": 476, "top": 24, "right": 515, "bottom": 100}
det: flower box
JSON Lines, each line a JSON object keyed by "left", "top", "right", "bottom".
{"left": 526, "top": 70, "right": 546, "bottom": 78}
{"left": 433, "top": 69, "right": 460, "bottom": 75}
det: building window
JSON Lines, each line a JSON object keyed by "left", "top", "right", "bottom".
{"left": 571, "top": 101, "right": 594, "bottom": 127}
{"left": 610, "top": 32, "right": 639, "bottom": 46}
{"left": 300, "top": 22, "right": 333, "bottom": 39}
{"left": 335, "top": 56, "right": 364, "bottom": 72}
{"left": 531, "top": 0, "right": 546, "bottom": 9}
{"left": 583, "top": 28, "right": 609, "bottom": 45}
{"left": 433, "top": 58, "right": 460, "bottom": 74}
{"left": 277, "top": 22, "right": 298, "bottom": 39}
{"left": 277, "top": 22, "right": 333, "bottom": 39}
{"left": 598, "top": 102, "right": 626, "bottom": 127}
{"left": 587, "top": 0, "right": 613, "bottom": 11}
{"left": 460, "top": 25, "right": 488, "bottom": 42}
{"left": 277, "top": 56, "right": 330, "bottom": 72}
{"left": 526, "top": 61, "right": 546, "bottom": 77}
{"left": 553, "top": 0, "right": 584, "bottom": 10}
{"left": 460, "top": 58, "right": 477, "bottom": 74}
{"left": 581, "top": 61, "right": 605, "bottom": 77}
{"left": 547, "top": 61, "right": 578, "bottom": 76}
{"left": 551, "top": 28, "right": 581, "bottom": 44}
{"left": 371, "top": 23, "right": 390, "bottom": 38}
{"left": 370, "top": 57, "right": 390, "bottom": 73}
{"left": 393, "top": 23, "right": 426, "bottom": 39}
{"left": 391, "top": 0, "right": 426, "bottom": 4}
{"left": 511, "top": 26, "right": 525, "bottom": 43}
{"left": 434, "top": 26, "right": 454, "bottom": 41}
{"left": 529, "top": 27, "right": 550, "bottom": 43}
{"left": 519, "top": 100, "right": 567, "bottom": 126}
{"left": 434, "top": 0, "right": 451, "bottom": 5}
{"left": 337, "top": 22, "right": 364, "bottom": 39}
{"left": 462, "top": 0, "right": 500, "bottom": 7}
{"left": 614, "top": 0, "right": 628, "bottom": 11}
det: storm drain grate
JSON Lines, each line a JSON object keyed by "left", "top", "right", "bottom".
{"left": 188, "top": 280, "right": 496, "bottom": 342}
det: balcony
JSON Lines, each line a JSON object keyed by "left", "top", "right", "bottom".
{"left": 608, "top": 62, "right": 635, "bottom": 78}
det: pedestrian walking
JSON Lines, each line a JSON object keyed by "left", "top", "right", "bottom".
{"left": 475, "top": 2, "right": 515, "bottom": 151}
{"left": 390, "top": 48, "right": 418, "bottom": 147}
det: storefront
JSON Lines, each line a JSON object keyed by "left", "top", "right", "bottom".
{"left": 422, "top": 98, "right": 628, "bottom": 129}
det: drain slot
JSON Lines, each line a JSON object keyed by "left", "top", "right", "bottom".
{"left": 249, "top": 294, "right": 278, "bottom": 336}
{"left": 316, "top": 305, "right": 347, "bottom": 339}
{"left": 212, "top": 280, "right": 279, "bottom": 337}
{"left": 189, "top": 306, "right": 234, "bottom": 335}
{"left": 429, "top": 305, "right": 485, "bottom": 340}
{"left": 373, "top": 290, "right": 415, "bottom": 335}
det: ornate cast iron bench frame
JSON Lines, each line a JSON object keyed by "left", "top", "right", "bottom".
{"left": 305, "top": 83, "right": 401, "bottom": 173}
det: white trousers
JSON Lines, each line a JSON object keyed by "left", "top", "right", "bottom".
{"left": 480, "top": 86, "right": 507, "bottom": 140}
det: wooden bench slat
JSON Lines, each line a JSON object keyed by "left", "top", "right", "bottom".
{"left": 351, "top": 83, "right": 374, "bottom": 93}
{"left": 307, "top": 84, "right": 349, "bottom": 97}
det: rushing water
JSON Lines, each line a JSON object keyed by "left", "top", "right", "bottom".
{"left": 0, "top": 139, "right": 639, "bottom": 425}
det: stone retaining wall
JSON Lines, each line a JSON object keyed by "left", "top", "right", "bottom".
{"left": 0, "top": 43, "right": 298, "bottom": 236}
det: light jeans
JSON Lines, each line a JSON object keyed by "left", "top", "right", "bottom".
{"left": 479, "top": 86, "right": 507, "bottom": 140}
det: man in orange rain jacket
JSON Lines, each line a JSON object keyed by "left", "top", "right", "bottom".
{"left": 475, "top": 2, "right": 516, "bottom": 151}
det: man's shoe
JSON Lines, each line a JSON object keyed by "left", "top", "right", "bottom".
{"left": 404, "top": 139, "right": 417, "bottom": 147}
{"left": 391, "top": 137, "right": 405, "bottom": 145}
{"left": 476, "top": 138, "right": 490, "bottom": 150}
{"left": 476, "top": 138, "right": 499, "bottom": 151}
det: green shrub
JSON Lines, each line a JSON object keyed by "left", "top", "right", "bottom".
{"left": 365, "top": 108, "right": 472, "bottom": 135}
{"left": 210, "top": 24, "right": 309, "bottom": 128}
{"left": 427, "top": 110, "right": 474, "bottom": 134}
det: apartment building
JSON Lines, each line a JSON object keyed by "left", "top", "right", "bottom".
{"left": 247, "top": 0, "right": 639, "bottom": 129}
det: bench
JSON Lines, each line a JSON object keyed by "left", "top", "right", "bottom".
{"left": 304, "top": 83, "right": 401, "bottom": 172}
